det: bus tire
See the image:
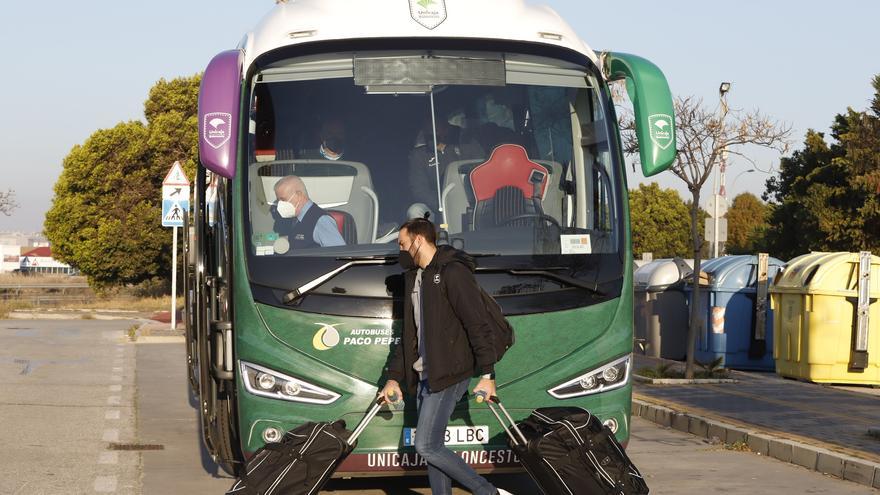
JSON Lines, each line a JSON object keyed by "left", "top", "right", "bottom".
{"left": 213, "top": 389, "right": 240, "bottom": 476}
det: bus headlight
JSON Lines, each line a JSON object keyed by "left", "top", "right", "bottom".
{"left": 241, "top": 361, "right": 340, "bottom": 405}
{"left": 548, "top": 354, "right": 630, "bottom": 399}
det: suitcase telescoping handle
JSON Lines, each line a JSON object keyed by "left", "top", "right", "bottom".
{"left": 475, "top": 392, "right": 528, "bottom": 447}
{"left": 348, "top": 396, "right": 389, "bottom": 446}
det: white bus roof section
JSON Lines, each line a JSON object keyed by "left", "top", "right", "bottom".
{"left": 241, "top": 0, "right": 596, "bottom": 71}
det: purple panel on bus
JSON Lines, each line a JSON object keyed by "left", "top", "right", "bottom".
{"left": 198, "top": 50, "right": 243, "bottom": 179}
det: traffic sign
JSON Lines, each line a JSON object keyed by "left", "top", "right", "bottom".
{"left": 162, "top": 198, "right": 188, "bottom": 227}
{"left": 162, "top": 162, "right": 190, "bottom": 227}
{"left": 704, "top": 217, "right": 728, "bottom": 243}
{"left": 163, "top": 161, "right": 190, "bottom": 186}
{"left": 707, "top": 195, "right": 728, "bottom": 218}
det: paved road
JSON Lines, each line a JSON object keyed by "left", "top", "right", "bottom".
{"left": 634, "top": 368, "right": 880, "bottom": 461}
{"left": 0, "top": 320, "right": 139, "bottom": 494}
{"left": 1, "top": 320, "right": 876, "bottom": 494}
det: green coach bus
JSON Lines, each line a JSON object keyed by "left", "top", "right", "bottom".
{"left": 185, "top": 0, "right": 676, "bottom": 477}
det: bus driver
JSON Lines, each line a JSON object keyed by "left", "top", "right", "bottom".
{"left": 271, "top": 175, "right": 345, "bottom": 252}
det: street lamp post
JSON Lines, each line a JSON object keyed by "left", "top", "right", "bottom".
{"left": 713, "top": 82, "right": 731, "bottom": 258}
{"left": 731, "top": 169, "right": 756, "bottom": 191}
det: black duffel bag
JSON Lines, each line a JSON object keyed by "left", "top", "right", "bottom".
{"left": 227, "top": 398, "right": 384, "bottom": 495}
{"left": 486, "top": 400, "right": 649, "bottom": 495}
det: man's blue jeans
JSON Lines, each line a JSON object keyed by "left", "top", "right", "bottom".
{"left": 415, "top": 379, "right": 496, "bottom": 495}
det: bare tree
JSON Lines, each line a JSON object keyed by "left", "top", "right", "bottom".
{"left": 0, "top": 189, "right": 17, "bottom": 216}
{"left": 622, "top": 96, "right": 791, "bottom": 378}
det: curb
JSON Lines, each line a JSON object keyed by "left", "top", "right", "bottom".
{"left": 632, "top": 375, "right": 738, "bottom": 385}
{"left": 633, "top": 398, "right": 880, "bottom": 489}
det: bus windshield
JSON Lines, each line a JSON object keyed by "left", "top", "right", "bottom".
{"left": 244, "top": 52, "right": 622, "bottom": 293}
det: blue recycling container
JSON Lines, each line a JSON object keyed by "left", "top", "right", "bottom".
{"left": 686, "top": 255, "right": 785, "bottom": 370}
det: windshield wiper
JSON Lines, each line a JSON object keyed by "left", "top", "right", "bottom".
{"left": 475, "top": 266, "right": 604, "bottom": 296}
{"left": 283, "top": 255, "right": 398, "bottom": 304}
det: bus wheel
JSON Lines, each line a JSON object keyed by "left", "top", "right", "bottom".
{"left": 213, "top": 389, "right": 240, "bottom": 476}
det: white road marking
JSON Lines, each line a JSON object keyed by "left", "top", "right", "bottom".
{"left": 111, "top": 375, "right": 122, "bottom": 382}
{"left": 109, "top": 385, "right": 122, "bottom": 392}
{"left": 102, "top": 429, "right": 119, "bottom": 442}
{"left": 107, "top": 396, "right": 120, "bottom": 405}
{"left": 105, "top": 410, "right": 120, "bottom": 420}
{"left": 98, "top": 451, "right": 119, "bottom": 465}
{"left": 112, "top": 367, "right": 122, "bottom": 372}
{"left": 94, "top": 475, "right": 117, "bottom": 492}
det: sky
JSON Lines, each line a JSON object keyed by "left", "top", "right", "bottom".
{"left": 0, "top": 0, "right": 877, "bottom": 233}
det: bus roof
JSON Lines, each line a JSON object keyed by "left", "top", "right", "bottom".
{"left": 240, "top": 0, "right": 596, "bottom": 70}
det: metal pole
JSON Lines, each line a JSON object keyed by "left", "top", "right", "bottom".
{"left": 713, "top": 164, "right": 719, "bottom": 258}
{"left": 429, "top": 90, "right": 447, "bottom": 226}
{"left": 713, "top": 89, "right": 730, "bottom": 258}
{"left": 171, "top": 226, "right": 177, "bottom": 330}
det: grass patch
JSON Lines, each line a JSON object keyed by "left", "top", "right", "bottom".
{"left": 724, "top": 440, "right": 752, "bottom": 452}
{"left": 0, "top": 300, "right": 33, "bottom": 318}
{"left": 80, "top": 313, "right": 95, "bottom": 320}
{"left": 636, "top": 359, "right": 730, "bottom": 379}
{"left": 55, "top": 296, "right": 174, "bottom": 313}
{"left": 127, "top": 324, "right": 139, "bottom": 342}
{"left": 0, "top": 273, "right": 87, "bottom": 286}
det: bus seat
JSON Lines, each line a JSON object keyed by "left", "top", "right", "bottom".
{"left": 469, "top": 145, "right": 549, "bottom": 230}
{"left": 326, "top": 210, "right": 358, "bottom": 245}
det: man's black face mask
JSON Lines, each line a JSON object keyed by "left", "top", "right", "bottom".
{"left": 398, "top": 250, "right": 416, "bottom": 270}
{"left": 399, "top": 239, "right": 422, "bottom": 271}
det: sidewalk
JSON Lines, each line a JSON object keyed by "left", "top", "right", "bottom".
{"left": 632, "top": 354, "right": 880, "bottom": 488}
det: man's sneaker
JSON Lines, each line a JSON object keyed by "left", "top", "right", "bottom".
{"left": 496, "top": 489, "right": 514, "bottom": 495}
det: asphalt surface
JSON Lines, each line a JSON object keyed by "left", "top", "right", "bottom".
{"left": 0, "top": 320, "right": 139, "bottom": 494}
{"left": 633, "top": 366, "right": 880, "bottom": 461}
{"left": 0, "top": 319, "right": 876, "bottom": 494}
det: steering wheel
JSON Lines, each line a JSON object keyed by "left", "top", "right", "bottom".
{"left": 498, "top": 213, "right": 561, "bottom": 230}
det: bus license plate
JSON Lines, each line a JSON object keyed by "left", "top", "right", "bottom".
{"left": 403, "top": 426, "right": 489, "bottom": 446}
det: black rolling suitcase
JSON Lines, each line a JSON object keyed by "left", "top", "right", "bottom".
{"left": 484, "top": 397, "right": 649, "bottom": 495}
{"left": 226, "top": 397, "right": 385, "bottom": 495}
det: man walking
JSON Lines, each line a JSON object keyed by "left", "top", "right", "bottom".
{"left": 380, "top": 218, "right": 509, "bottom": 495}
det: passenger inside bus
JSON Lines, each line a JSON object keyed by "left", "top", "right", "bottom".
{"left": 296, "top": 119, "right": 348, "bottom": 161}
{"left": 270, "top": 176, "right": 346, "bottom": 252}
{"left": 407, "top": 115, "right": 482, "bottom": 215}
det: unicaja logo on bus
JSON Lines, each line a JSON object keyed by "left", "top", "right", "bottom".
{"left": 409, "top": 0, "right": 447, "bottom": 30}
{"left": 203, "top": 112, "right": 232, "bottom": 149}
{"left": 648, "top": 114, "right": 674, "bottom": 150}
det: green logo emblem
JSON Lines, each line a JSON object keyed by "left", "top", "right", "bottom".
{"left": 648, "top": 114, "right": 674, "bottom": 150}
{"left": 409, "top": 0, "right": 447, "bottom": 30}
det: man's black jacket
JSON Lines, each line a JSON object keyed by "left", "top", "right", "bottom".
{"left": 386, "top": 245, "right": 496, "bottom": 396}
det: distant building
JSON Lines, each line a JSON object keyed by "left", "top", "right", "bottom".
{"left": 0, "top": 245, "right": 20, "bottom": 273}
{"left": 0, "top": 231, "right": 47, "bottom": 248}
{"left": 19, "top": 246, "right": 78, "bottom": 275}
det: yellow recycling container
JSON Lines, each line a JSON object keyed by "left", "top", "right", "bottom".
{"left": 772, "top": 251, "right": 880, "bottom": 384}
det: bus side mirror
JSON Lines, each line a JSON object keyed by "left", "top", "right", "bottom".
{"left": 602, "top": 52, "right": 676, "bottom": 177}
{"left": 198, "top": 50, "right": 243, "bottom": 179}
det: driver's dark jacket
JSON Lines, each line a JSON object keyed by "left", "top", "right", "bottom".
{"left": 385, "top": 246, "right": 497, "bottom": 396}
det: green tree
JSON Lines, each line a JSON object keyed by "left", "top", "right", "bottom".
{"left": 764, "top": 75, "right": 880, "bottom": 258}
{"left": 725, "top": 192, "right": 770, "bottom": 254}
{"left": 629, "top": 183, "right": 693, "bottom": 258}
{"left": 45, "top": 75, "right": 201, "bottom": 288}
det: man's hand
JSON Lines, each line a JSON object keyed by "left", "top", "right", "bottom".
{"left": 473, "top": 377, "right": 496, "bottom": 401}
{"left": 380, "top": 379, "right": 403, "bottom": 404}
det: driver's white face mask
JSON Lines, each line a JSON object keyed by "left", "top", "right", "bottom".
{"left": 276, "top": 192, "right": 299, "bottom": 218}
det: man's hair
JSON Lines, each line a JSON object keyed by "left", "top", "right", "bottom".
{"left": 274, "top": 175, "right": 308, "bottom": 200}
{"left": 400, "top": 217, "right": 437, "bottom": 245}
